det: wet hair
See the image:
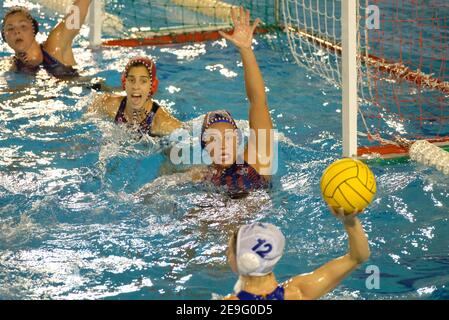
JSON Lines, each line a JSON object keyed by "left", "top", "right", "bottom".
{"left": 1, "top": 7, "right": 39, "bottom": 41}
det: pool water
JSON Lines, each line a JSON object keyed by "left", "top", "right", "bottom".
{"left": 1, "top": 2, "right": 449, "bottom": 300}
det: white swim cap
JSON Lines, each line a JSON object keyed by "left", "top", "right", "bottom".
{"left": 236, "top": 222, "right": 285, "bottom": 276}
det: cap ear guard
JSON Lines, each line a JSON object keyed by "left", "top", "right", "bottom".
{"left": 151, "top": 77, "right": 159, "bottom": 97}
{"left": 237, "top": 252, "right": 262, "bottom": 275}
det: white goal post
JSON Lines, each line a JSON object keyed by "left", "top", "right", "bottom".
{"left": 341, "top": 0, "right": 358, "bottom": 158}
{"left": 88, "top": 0, "right": 103, "bottom": 48}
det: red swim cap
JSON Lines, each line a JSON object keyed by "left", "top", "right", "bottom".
{"left": 121, "top": 56, "right": 159, "bottom": 96}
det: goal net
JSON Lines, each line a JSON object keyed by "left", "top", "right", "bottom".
{"left": 99, "top": 0, "right": 281, "bottom": 46}
{"left": 32, "top": 1, "right": 449, "bottom": 160}
{"left": 282, "top": 0, "right": 449, "bottom": 159}
{"left": 28, "top": 0, "right": 280, "bottom": 46}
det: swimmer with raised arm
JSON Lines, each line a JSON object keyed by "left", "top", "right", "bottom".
{"left": 1, "top": 0, "right": 92, "bottom": 77}
{"left": 184, "top": 7, "right": 274, "bottom": 197}
{"left": 224, "top": 207, "right": 370, "bottom": 300}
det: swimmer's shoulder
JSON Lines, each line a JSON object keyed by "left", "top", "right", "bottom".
{"left": 89, "top": 93, "right": 124, "bottom": 118}
{"left": 106, "top": 94, "right": 125, "bottom": 108}
{"left": 151, "top": 102, "right": 183, "bottom": 135}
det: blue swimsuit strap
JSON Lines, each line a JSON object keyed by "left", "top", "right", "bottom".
{"left": 236, "top": 285, "right": 285, "bottom": 301}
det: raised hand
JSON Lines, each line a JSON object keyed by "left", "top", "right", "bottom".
{"left": 329, "top": 206, "right": 363, "bottom": 223}
{"left": 219, "top": 7, "right": 261, "bottom": 50}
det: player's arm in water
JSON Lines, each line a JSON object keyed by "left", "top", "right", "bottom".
{"left": 43, "top": 0, "right": 92, "bottom": 66}
{"left": 284, "top": 207, "right": 370, "bottom": 300}
{"left": 219, "top": 7, "right": 273, "bottom": 178}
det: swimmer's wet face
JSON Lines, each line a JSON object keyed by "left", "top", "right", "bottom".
{"left": 2, "top": 11, "right": 36, "bottom": 53}
{"left": 203, "top": 122, "right": 239, "bottom": 168}
{"left": 125, "top": 65, "right": 152, "bottom": 110}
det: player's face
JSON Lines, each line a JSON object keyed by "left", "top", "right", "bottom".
{"left": 203, "top": 122, "right": 238, "bottom": 168}
{"left": 3, "top": 12, "right": 36, "bottom": 53}
{"left": 125, "top": 65, "right": 152, "bottom": 109}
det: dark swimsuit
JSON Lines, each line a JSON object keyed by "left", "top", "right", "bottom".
{"left": 237, "top": 285, "right": 285, "bottom": 300}
{"left": 114, "top": 97, "right": 161, "bottom": 137}
{"left": 209, "top": 161, "right": 270, "bottom": 197}
{"left": 14, "top": 45, "right": 78, "bottom": 77}
{"left": 13, "top": 55, "right": 40, "bottom": 74}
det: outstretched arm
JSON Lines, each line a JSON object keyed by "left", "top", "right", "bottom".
{"left": 219, "top": 8, "right": 273, "bottom": 176}
{"left": 287, "top": 208, "right": 371, "bottom": 300}
{"left": 48, "top": 0, "right": 92, "bottom": 48}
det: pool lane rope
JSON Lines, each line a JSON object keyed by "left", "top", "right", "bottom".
{"left": 409, "top": 140, "right": 449, "bottom": 175}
